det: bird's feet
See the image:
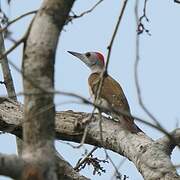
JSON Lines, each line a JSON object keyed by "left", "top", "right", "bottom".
{"left": 75, "top": 113, "right": 96, "bottom": 130}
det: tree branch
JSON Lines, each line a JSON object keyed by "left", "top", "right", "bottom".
{"left": 156, "top": 128, "right": 180, "bottom": 155}
{"left": 0, "top": 10, "right": 37, "bottom": 33}
{"left": 106, "top": 0, "right": 128, "bottom": 70}
{"left": 0, "top": 35, "right": 25, "bottom": 60}
{"left": 134, "top": 0, "right": 160, "bottom": 127}
{"left": 67, "top": 0, "right": 104, "bottom": 24}
{"left": 21, "top": 0, "right": 75, "bottom": 179}
{"left": 0, "top": 153, "right": 25, "bottom": 179}
{"left": 0, "top": 26, "right": 17, "bottom": 100}
{"left": 0, "top": 98, "right": 179, "bottom": 179}
{"left": 174, "top": 0, "right": 180, "bottom": 4}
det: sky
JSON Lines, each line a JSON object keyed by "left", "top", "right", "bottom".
{"left": 0, "top": 0, "right": 180, "bottom": 179}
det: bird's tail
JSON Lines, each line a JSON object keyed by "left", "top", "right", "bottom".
{"left": 123, "top": 116, "right": 143, "bottom": 133}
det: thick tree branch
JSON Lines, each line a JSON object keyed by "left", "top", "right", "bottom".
{"left": 0, "top": 153, "right": 25, "bottom": 179}
{"left": 0, "top": 98, "right": 179, "bottom": 179}
{"left": 21, "top": 0, "right": 75, "bottom": 179}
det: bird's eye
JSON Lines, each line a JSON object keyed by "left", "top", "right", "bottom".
{"left": 85, "top": 52, "right": 91, "bottom": 57}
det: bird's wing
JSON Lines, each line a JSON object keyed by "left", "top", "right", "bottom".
{"left": 88, "top": 73, "right": 130, "bottom": 112}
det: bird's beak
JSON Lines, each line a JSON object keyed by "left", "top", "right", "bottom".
{"left": 67, "top": 51, "right": 90, "bottom": 66}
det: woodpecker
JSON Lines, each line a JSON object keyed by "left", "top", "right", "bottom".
{"left": 68, "top": 51, "right": 142, "bottom": 133}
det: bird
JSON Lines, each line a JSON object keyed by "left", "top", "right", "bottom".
{"left": 68, "top": 51, "right": 142, "bottom": 133}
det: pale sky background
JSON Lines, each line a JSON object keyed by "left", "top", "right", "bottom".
{"left": 0, "top": 0, "right": 180, "bottom": 179}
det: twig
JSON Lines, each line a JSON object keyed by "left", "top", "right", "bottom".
{"left": 111, "top": 158, "right": 126, "bottom": 180}
{"left": 72, "top": 0, "right": 122, "bottom": 146}
{"left": 174, "top": 0, "right": 180, "bottom": 4}
{"left": 93, "top": 0, "right": 129, "bottom": 116}
{"left": 67, "top": 0, "right": 104, "bottom": 23}
{"left": 74, "top": 146, "right": 98, "bottom": 171}
{"left": 106, "top": 0, "right": 128, "bottom": 70}
{"left": 0, "top": 35, "right": 26, "bottom": 60}
{"left": 0, "top": 13, "right": 36, "bottom": 61}
{"left": 137, "top": 0, "right": 151, "bottom": 35}
{"left": 91, "top": 3, "right": 129, "bottom": 176}
{"left": 5, "top": 59, "right": 48, "bottom": 94}
{"left": 0, "top": 10, "right": 37, "bottom": 33}
{"left": 97, "top": 111, "right": 124, "bottom": 178}
{"left": 74, "top": 145, "right": 108, "bottom": 176}
{"left": 134, "top": 1, "right": 180, "bottom": 149}
{"left": 73, "top": 126, "right": 89, "bottom": 149}
{"left": 134, "top": 0, "right": 162, "bottom": 128}
{"left": 139, "top": 0, "right": 149, "bottom": 22}
{"left": 98, "top": 108, "right": 123, "bottom": 178}
{"left": 103, "top": 148, "right": 123, "bottom": 179}
{"left": 69, "top": 106, "right": 97, "bottom": 149}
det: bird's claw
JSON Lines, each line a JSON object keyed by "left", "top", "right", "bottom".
{"left": 75, "top": 114, "right": 95, "bottom": 130}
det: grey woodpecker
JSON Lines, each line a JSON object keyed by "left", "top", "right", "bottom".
{"left": 68, "top": 51, "right": 142, "bottom": 133}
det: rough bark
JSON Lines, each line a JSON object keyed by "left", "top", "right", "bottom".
{"left": 0, "top": 98, "right": 179, "bottom": 180}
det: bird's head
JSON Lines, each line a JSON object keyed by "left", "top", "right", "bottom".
{"left": 68, "top": 51, "right": 105, "bottom": 73}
